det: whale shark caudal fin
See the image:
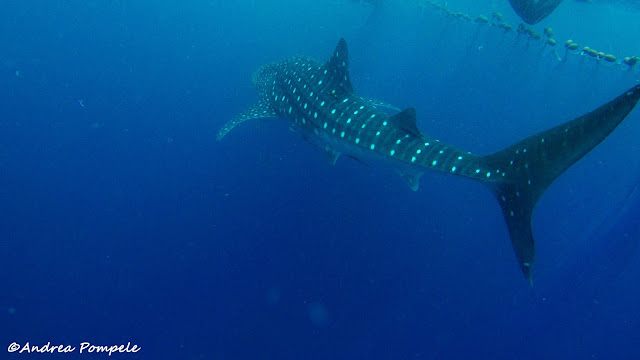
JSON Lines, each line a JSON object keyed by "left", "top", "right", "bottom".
{"left": 478, "top": 85, "right": 640, "bottom": 284}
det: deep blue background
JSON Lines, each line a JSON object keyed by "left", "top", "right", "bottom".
{"left": 1, "top": 1, "right": 639, "bottom": 359}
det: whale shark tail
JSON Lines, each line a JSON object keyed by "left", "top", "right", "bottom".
{"left": 478, "top": 85, "right": 640, "bottom": 284}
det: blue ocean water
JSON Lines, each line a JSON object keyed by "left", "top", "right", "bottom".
{"left": 1, "top": 1, "right": 639, "bottom": 359}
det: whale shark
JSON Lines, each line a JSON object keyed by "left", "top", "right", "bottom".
{"left": 218, "top": 38, "right": 640, "bottom": 284}
{"left": 508, "top": 0, "right": 564, "bottom": 24}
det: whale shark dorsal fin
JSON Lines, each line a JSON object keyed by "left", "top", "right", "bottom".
{"left": 388, "top": 108, "right": 423, "bottom": 137}
{"left": 324, "top": 38, "right": 353, "bottom": 93}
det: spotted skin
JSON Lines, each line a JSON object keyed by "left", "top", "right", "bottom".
{"left": 218, "top": 38, "right": 640, "bottom": 284}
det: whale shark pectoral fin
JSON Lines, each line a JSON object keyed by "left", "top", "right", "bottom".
{"left": 217, "top": 101, "right": 277, "bottom": 141}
